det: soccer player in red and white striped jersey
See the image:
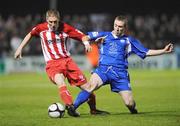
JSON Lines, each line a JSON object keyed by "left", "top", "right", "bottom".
{"left": 14, "top": 9, "right": 108, "bottom": 117}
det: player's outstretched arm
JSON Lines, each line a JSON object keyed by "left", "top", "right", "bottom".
{"left": 146, "top": 43, "right": 173, "bottom": 57}
{"left": 14, "top": 32, "right": 32, "bottom": 59}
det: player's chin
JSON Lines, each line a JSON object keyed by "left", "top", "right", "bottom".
{"left": 51, "top": 27, "right": 57, "bottom": 31}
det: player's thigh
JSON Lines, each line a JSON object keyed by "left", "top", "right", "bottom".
{"left": 46, "top": 59, "right": 66, "bottom": 86}
{"left": 89, "top": 73, "right": 103, "bottom": 89}
{"left": 79, "top": 82, "right": 90, "bottom": 91}
{"left": 80, "top": 73, "right": 103, "bottom": 92}
{"left": 66, "top": 59, "right": 87, "bottom": 86}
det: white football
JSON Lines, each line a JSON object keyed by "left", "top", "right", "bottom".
{"left": 48, "top": 103, "right": 65, "bottom": 118}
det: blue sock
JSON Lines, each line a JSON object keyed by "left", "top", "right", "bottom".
{"left": 74, "top": 90, "right": 91, "bottom": 109}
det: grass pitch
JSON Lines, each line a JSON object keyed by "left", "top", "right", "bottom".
{"left": 0, "top": 70, "right": 180, "bottom": 126}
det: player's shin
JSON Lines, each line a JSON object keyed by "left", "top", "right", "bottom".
{"left": 74, "top": 90, "right": 91, "bottom": 109}
{"left": 59, "top": 85, "right": 73, "bottom": 105}
{"left": 127, "top": 101, "right": 138, "bottom": 114}
{"left": 87, "top": 93, "right": 96, "bottom": 110}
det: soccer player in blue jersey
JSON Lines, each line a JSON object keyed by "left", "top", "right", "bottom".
{"left": 73, "top": 15, "right": 173, "bottom": 114}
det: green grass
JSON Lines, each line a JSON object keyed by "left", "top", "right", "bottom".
{"left": 0, "top": 70, "right": 180, "bottom": 126}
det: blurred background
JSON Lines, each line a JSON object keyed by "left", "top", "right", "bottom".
{"left": 0, "top": 0, "right": 180, "bottom": 73}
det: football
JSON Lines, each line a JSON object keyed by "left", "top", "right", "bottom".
{"left": 48, "top": 103, "right": 65, "bottom": 118}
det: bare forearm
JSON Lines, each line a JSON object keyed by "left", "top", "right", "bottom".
{"left": 82, "top": 35, "right": 90, "bottom": 42}
{"left": 14, "top": 32, "right": 32, "bottom": 59}
{"left": 146, "top": 43, "right": 173, "bottom": 57}
{"left": 146, "top": 49, "right": 165, "bottom": 56}
{"left": 18, "top": 32, "right": 32, "bottom": 50}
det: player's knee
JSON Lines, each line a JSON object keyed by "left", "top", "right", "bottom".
{"left": 54, "top": 74, "right": 65, "bottom": 86}
{"left": 80, "top": 83, "right": 93, "bottom": 92}
{"left": 85, "top": 83, "right": 97, "bottom": 92}
{"left": 88, "top": 84, "right": 96, "bottom": 92}
{"left": 55, "top": 80, "right": 66, "bottom": 88}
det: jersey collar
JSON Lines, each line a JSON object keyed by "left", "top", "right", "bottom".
{"left": 111, "top": 32, "right": 126, "bottom": 38}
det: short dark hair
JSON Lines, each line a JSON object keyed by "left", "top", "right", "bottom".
{"left": 115, "top": 15, "right": 128, "bottom": 28}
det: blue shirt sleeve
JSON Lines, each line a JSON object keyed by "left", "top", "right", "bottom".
{"left": 129, "top": 36, "right": 149, "bottom": 59}
{"left": 87, "top": 32, "right": 106, "bottom": 40}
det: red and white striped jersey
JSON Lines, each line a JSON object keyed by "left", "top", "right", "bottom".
{"left": 30, "top": 22, "right": 85, "bottom": 63}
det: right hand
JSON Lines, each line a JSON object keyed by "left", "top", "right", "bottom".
{"left": 14, "top": 48, "right": 22, "bottom": 59}
{"left": 95, "top": 35, "right": 107, "bottom": 43}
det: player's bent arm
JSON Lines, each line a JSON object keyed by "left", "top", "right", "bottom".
{"left": 14, "top": 32, "right": 32, "bottom": 59}
{"left": 146, "top": 43, "right": 173, "bottom": 57}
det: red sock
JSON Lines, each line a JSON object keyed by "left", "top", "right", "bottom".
{"left": 59, "top": 86, "right": 73, "bottom": 105}
{"left": 87, "top": 93, "right": 96, "bottom": 111}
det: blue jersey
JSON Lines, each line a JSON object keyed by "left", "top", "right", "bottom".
{"left": 88, "top": 31, "right": 149, "bottom": 69}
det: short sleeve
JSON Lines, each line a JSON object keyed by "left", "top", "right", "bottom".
{"left": 30, "top": 25, "right": 40, "bottom": 37}
{"left": 63, "top": 23, "right": 85, "bottom": 41}
{"left": 88, "top": 32, "right": 105, "bottom": 40}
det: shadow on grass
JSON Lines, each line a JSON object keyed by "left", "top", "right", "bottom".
{"left": 62, "top": 110, "right": 180, "bottom": 119}
{"left": 63, "top": 112, "right": 110, "bottom": 119}
{"left": 111, "top": 110, "right": 180, "bottom": 117}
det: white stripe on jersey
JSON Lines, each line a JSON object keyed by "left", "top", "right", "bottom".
{"left": 46, "top": 32, "right": 60, "bottom": 59}
{"left": 40, "top": 31, "right": 51, "bottom": 62}
{"left": 126, "top": 38, "right": 132, "bottom": 54}
{"left": 55, "top": 33, "right": 66, "bottom": 57}
{"left": 39, "top": 30, "right": 71, "bottom": 62}
{"left": 60, "top": 32, "right": 70, "bottom": 56}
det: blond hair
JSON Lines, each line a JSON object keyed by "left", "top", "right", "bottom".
{"left": 46, "top": 9, "right": 60, "bottom": 20}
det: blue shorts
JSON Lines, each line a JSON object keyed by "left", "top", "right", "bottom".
{"left": 93, "top": 65, "right": 131, "bottom": 92}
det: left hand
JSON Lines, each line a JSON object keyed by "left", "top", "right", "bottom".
{"left": 163, "top": 43, "right": 173, "bottom": 53}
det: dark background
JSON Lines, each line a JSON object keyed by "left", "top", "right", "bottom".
{"left": 1, "top": 0, "right": 180, "bottom": 17}
{"left": 0, "top": 0, "right": 179, "bottom": 57}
